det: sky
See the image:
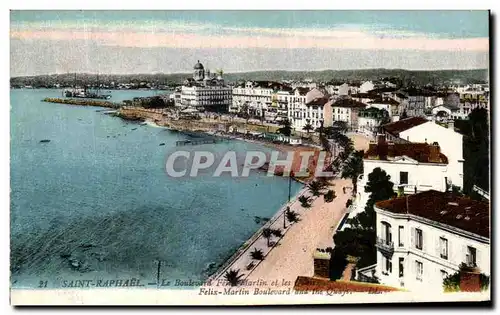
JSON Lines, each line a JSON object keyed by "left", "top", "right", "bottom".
{"left": 10, "top": 10, "right": 490, "bottom": 76}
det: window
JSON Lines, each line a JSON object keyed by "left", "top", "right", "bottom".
{"left": 415, "top": 228, "right": 423, "bottom": 250}
{"left": 398, "top": 226, "right": 404, "bottom": 247}
{"left": 385, "top": 257, "right": 392, "bottom": 274}
{"left": 466, "top": 246, "right": 477, "bottom": 267}
{"left": 399, "top": 258, "right": 404, "bottom": 277}
{"left": 440, "top": 237, "right": 448, "bottom": 260}
{"left": 400, "top": 172, "right": 409, "bottom": 185}
{"left": 415, "top": 261, "right": 423, "bottom": 281}
{"left": 441, "top": 270, "right": 448, "bottom": 279}
{"left": 381, "top": 222, "right": 392, "bottom": 245}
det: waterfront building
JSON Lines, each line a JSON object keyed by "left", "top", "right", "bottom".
{"left": 288, "top": 87, "right": 332, "bottom": 131}
{"left": 327, "top": 96, "right": 367, "bottom": 131}
{"left": 372, "top": 190, "right": 489, "bottom": 292}
{"left": 352, "top": 135, "right": 449, "bottom": 217}
{"left": 287, "top": 87, "right": 309, "bottom": 130}
{"left": 231, "top": 81, "right": 292, "bottom": 123}
{"left": 179, "top": 60, "right": 232, "bottom": 112}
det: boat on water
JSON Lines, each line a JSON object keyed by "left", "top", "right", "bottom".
{"left": 63, "top": 73, "right": 112, "bottom": 100}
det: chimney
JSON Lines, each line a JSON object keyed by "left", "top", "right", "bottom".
{"left": 428, "top": 142, "right": 441, "bottom": 163}
{"left": 313, "top": 249, "right": 331, "bottom": 279}
{"left": 459, "top": 267, "right": 482, "bottom": 292}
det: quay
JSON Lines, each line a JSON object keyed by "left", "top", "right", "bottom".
{"left": 175, "top": 137, "right": 228, "bottom": 146}
{"left": 42, "top": 97, "right": 122, "bottom": 109}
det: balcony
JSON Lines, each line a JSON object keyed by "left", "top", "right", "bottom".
{"left": 376, "top": 237, "right": 394, "bottom": 255}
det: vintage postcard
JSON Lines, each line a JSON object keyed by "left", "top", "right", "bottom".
{"left": 10, "top": 10, "right": 491, "bottom": 305}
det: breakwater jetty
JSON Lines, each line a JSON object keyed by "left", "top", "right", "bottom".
{"left": 175, "top": 137, "right": 229, "bottom": 147}
{"left": 42, "top": 97, "right": 122, "bottom": 109}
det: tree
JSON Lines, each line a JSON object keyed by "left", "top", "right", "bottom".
{"left": 240, "top": 103, "right": 250, "bottom": 123}
{"left": 349, "top": 167, "right": 395, "bottom": 230}
{"left": 224, "top": 269, "right": 245, "bottom": 286}
{"left": 341, "top": 150, "right": 364, "bottom": 195}
{"left": 286, "top": 209, "right": 300, "bottom": 223}
{"left": 324, "top": 190, "right": 336, "bottom": 203}
{"left": 307, "top": 180, "right": 325, "bottom": 197}
{"left": 272, "top": 228, "right": 283, "bottom": 238}
{"left": 443, "top": 263, "right": 490, "bottom": 292}
{"left": 332, "top": 121, "right": 348, "bottom": 134}
{"left": 455, "top": 108, "right": 489, "bottom": 194}
{"left": 298, "top": 195, "right": 313, "bottom": 208}
{"left": 332, "top": 167, "right": 395, "bottom": 269}
{"left": 262, "top": 228, "right": 273, "bottom": 247}
{"left": 250, "top": 248, "right": 264, "bottom": 261}
{"left": 302, "top": 123, "right": 314, "bottom": 136}
{"left": 278, "top": 118, "right": 292, "bottom": 138}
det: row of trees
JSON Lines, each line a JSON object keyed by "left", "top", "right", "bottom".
{"left": 223, "top": 177, "right": 339, "bottom": 286}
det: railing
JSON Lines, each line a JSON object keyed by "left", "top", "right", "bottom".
{"left": 376, "top": 237, "right": 394, "bottom": 254}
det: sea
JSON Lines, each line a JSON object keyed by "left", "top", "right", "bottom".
{"left": 10, "top": 88, "right": 303, "bottom": 289}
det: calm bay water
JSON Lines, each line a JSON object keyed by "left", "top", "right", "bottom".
{"left": 10, "top": 89, "right": 302, "bottom": 289}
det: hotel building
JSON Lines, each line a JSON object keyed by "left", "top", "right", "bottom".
{"left": 373, "top": 190, "right": 489, "bottom": 292}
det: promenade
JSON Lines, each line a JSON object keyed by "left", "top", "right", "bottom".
{"left": 209, "top": 133, "right": 371, "bottom": 288}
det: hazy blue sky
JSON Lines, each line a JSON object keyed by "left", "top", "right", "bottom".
{"left": 10, "top": 10, "right": 489, "bottom": 76}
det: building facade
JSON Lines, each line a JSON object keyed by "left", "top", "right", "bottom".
{"left": 180, "top": 61, "right": 232, "bottom": 112}
{"left": 399, "top": 121, "right": 464, "bottom": 189}
{"left": 374, "top": 190, "right": 489, "bottom": 292}
{"left": 352, "top": 135, "right": 449, "bottom": 217}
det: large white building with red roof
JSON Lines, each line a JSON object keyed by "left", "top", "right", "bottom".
{"left": 373, "top": 190, "right": 490, "bottom": 292}
{"left": 351, "top": 135, "right": 450, "bottom": 217}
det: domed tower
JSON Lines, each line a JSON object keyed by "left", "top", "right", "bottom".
{"left": 193, "top": 60, "right": 205, "bottom": 81}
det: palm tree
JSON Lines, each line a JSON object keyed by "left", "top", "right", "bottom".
{"left": 324, "top": 189, "right": 336, "bottom": 203}
{"left": 224, "top": 269, "right": 245, "bottom": 286}
{"left": 341, "top": 150, "right": 364, "bottom": 195}
{"left": 307, "top": 180, "right": 325, "bottom": 197}
{"left": 302, "top": 123, "right": 314, "bottom": 137}
{"left": 262, "top": 227, "right": 273, "bottom": 247}
{"left": 285, "top": 209, "right": 300, "bottom": 223}
{"left": 272, "top": 228, "right": 283, "bottom": 238}
{"left": 298, "top": 195, "right": 313, "bottom": 208}
{"left": 250, "top": 248, "right": 264, "bottom": 261}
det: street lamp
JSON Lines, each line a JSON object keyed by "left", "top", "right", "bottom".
{"left": 285, "top": 170, "right": 295, "bottom": 229}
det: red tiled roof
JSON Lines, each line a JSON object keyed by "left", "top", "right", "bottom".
{"left": 330, "top": 98, "right": 367, "bottom": 109}
{"left": 381, "top": 117, "right": 428, "bottom": 136}
{"left": 294, "top": 276, "right": 400, "bottom": 293}
{"left": 364, "top": 142, "right": 448, "bottom": 164}
{"left": 375, "top": 190, "right": 490, "bottom": 239}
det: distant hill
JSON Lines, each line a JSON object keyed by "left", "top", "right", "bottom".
{"left": 10, "top": 68, "right": 488, "bottom": 88}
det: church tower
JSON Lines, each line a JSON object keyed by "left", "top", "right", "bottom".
{"left": 193, "top": 60, "right": 205, "bottom": 81}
